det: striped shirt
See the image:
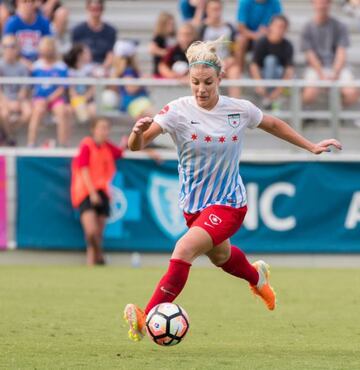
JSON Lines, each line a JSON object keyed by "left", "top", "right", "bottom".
{"left": 154, "top": 95, "right": 263, "bottom": 213}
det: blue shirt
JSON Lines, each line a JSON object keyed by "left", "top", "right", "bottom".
{"left": 71, "top": 22, "right": 116, "bottom": 64}
{"left": 237, "top": 0, "right": 282, "bottom": 31}
{"left": 3, "top": 13, "right": 52, "bottom": 61}
{"left": 179, "top": 0, "right": 195, "bottom": 20}
{"left": 119, "top": 67, "right": 148, "bottom": 112}
{"left": 32, "top": 59, "right": 68, "bottom": 98}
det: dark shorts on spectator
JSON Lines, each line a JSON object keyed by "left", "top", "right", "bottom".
{"left": 79, "top": 190, "right": 110, "bottom": 217}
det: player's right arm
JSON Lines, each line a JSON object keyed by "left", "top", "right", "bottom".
{"left": 128, "top": 117, "right": 163, "bottom": 151}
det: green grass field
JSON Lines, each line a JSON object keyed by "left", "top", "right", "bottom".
{"left": 1, "top": 265, "right": 360, "bottom": 370}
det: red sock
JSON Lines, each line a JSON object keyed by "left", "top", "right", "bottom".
{"left": 220, "top": 246, "right": 259, "bottom": 286}
{"left": 145, "top": 258, "right": 191, "bottom": 314}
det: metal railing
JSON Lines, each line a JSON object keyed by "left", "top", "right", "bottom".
{"left": 1, "top": 76, "right": 360, "bottom": 140}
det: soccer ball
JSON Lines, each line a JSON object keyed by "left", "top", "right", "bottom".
{"left": 146, "top": 303, "right": 189, "bottom": 346}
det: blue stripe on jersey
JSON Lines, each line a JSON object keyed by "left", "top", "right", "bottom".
{"left": 214, "top": 150, "right": 233, "bottom": 203}
{"left": 203, "top": 154, "right": 224, "bottom": 206}
{"left": 221, "top": 165, "right": 242, "bottom": 205}
{"left": 220, "top": 163, "right": 238, "bottom": 205}
{"left": 195, "top": 147, "right": 219, "bottom": 211}
{"left": 188, "top": 150, "right": 207, "bottom": 212}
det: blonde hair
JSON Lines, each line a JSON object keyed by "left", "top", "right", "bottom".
{"left": 186, "top": 38, "right": 224, "bottom": 75}
{"left": 154, "top": 12, "right": 175, "bottom": 37}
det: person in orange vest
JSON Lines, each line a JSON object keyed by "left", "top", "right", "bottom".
{"left": 71, "top": 117, "right": 123, "bottom": 265}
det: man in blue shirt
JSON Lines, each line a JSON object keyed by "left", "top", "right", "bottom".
{"left": 236, "top": 0, "right": 282, "bottom": 73}
{"left": 3, "top": 0, "right": 52, "bottom": 65}
{"left": 71, "top": 0, "right": 116, "bottom": 70}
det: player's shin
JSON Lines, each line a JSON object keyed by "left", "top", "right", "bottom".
{"left": 145, "top": 259, "right": 191, "bottom": 314}
{"left": 219, "top": 245, "right": 259, "bottom": 285}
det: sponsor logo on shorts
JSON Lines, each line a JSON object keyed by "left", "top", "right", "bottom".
{"left": 209, "top": 214, "right": 222, "bottom": 225}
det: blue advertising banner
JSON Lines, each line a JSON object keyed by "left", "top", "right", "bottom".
{"left": 17, "top": 157, "right": 360, "bottom": 252}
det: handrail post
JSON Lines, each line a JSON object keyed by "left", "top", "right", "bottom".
{"left": 330, "top": 84, "right": 340, "bottom": 140}
{"left": 95, "top": 79, "right": 103, "bottom": 116}
{"left": 291, "top": 82, "right": 301, "bottom": 132}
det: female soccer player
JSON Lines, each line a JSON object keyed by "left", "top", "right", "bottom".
{"left": 71, "top": 117, "right": 123, "bottom": 265}
{"left": 124, "top": 39, "right": 342, "bottom": 341}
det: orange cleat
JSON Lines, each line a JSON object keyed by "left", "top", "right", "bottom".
{"left": 250, "top": 260, "right": 276, "bottom": 311}
{"left": 123, "top": 304, "right": 146, "bottom": 341}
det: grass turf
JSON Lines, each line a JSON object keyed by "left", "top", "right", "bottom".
{"left": 1, "top": 265, "right": 360, "bottom": 370}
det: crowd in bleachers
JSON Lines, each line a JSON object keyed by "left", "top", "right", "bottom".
{"left": 0, "top": 0, "right": 358, "bottom": 147}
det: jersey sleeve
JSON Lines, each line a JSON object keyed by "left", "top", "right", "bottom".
{"left": 153, "top": 101, "right": 179, "bottom": 134}
{"left": 77, "top": 143, "right": 91, "bottom": 168}
{"left": 245, "top": 100, "right": 263, "bottom": 129}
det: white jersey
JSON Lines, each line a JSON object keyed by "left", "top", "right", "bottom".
{"left": 154, "top": 95, "right": 263, "bottom": 214}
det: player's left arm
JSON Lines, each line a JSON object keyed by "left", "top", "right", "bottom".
{"left": 258, "top": 114, "right": 342, "bottom": 154}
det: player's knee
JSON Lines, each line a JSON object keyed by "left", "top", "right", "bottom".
{"left": 172, "top": 239, "right": 199, "bottom": 263}
{"left": 208, "top": 250, "right": 230, "bottom": 267}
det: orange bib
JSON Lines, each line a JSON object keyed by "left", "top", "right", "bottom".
{"left": 71, "top": 137, "right": 116, "bottom": 207}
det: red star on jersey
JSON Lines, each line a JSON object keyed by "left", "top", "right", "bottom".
{"left": 232, "top": 135, "right": 238, "bottom": 142}
{"left": 191, "top": 133, "right": 198, "bottom": 141}
{"left": 204, "top": 135, "right": 212, "bottom": 143}
{"left": 218, "top": 136, "right": 226, "bottom": 143}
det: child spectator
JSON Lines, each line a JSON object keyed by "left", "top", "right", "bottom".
{"left": 250, "top": 15, "right": 294, "bottom": 109}
{"left": 3, "top": 0, "right": 52, "bottom": 66}
{"left": 64, "top": 43, "right": 96, "bottom": 123}
{"left": 71, "top": 0, "right": 117, "bottom": 72}
{"left": 0, "top": 34, "right": 31, "bottom": 145}
{"left": 236, "top": 0, "right": 282, "bottom": 73}
{"left": 27, "top": 36, "right": 70, "bottom": 146}
{"left": 112, "top": 40, "right": 153, "bottom": 120}
{"left": 149, "top": 12, "right": 176, "bottom": 77}
{"left": 158, "top": 22, "right": 197, "bottom": 80}
{"left": 71, "top": 116, "right": 124, "bottom": 266}
{"left": 301, "top": 0, "right": 358, "bottom": 107}
{"left": 199, "top": 0, "right": 240, "bottom": 97}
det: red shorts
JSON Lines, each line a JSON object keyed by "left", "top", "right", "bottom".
{"left": 183, "top": 205, "right": 247, "bottom": 246}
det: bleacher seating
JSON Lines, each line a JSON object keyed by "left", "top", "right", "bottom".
{"left": 11, "top": 0, "right": 360, "bottom": 150}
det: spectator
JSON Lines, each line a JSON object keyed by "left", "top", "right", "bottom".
{"left": 64, "top": 43, "right": 96, "bottom": 123}
{"left": 179, "top": 0, "right": 206, "bottom": 27}
{"left": 71, "top": 0, "right": 117, "bottom": 71}
{"left": 27, "top": 36, "right": 70, "bottom": 146}
{"left": 3, "top": 0, "right": 52, "bottom": 66}
{"left": 36, "top": 0, "right": 68, "bottom": 37}
{"left": 158, "top": 22, "right": 197, "bottom": 80}
{"left": 199, "top": 0, "right": 240, "bottom": 97}
{"left": 70, "top": 117, "right": 124, "bottom": 266}
{"left": 112, "top": 40, "right": 154, "bottom": 120}
{"left": 0, "top": 35, "right": 31, "bottom": 145}
{"left": 236, "top": 0, "right": 282, "bottom": 73}
{"left": 250, "top": 14, "right": 294, "bottom": 109}
{"left": 149, "top": 11, "right": 176, "bottom": 77}
{"left": 301, "top": 0, "right": 358, "bottom": 107}
{"left": 36, "top": 0, "right": 70, "bottom": 54}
